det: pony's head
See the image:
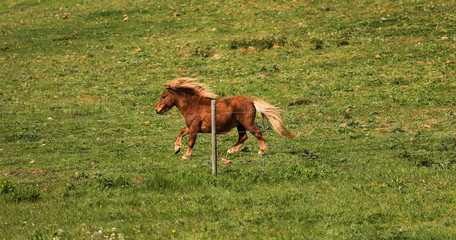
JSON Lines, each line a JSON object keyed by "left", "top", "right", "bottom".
{"left": 155, "top": 78, "right": 217, "bottom": 114}
{"left": 155, "top": 87, "right": 176, "bottom": 114}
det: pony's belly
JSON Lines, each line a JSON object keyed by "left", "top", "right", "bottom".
{"left": 199, "top": 116, "right": 236, "bottom": 134}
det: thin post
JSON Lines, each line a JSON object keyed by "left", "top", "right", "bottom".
{"left": 211, "top": 99, "right": 217, "bottom": 176}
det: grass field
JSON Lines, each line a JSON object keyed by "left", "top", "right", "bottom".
{"left": 1, "top": 0, "right": 456, "bottom": 239}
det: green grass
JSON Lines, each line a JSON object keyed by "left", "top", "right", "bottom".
{"left": 1, "top": 0, "right": 456, "bottom": 239}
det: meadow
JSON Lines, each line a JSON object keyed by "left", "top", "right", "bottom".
{"left": 1, "top": 0, "right": 456, "bottom": 239}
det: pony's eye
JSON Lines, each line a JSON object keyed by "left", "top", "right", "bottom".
{"left": 162, "top": 96, "right": 166, "bottom": 99}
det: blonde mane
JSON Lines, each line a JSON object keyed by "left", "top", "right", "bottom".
{"left": 165, "top": 78, "right": 218, "bottom": 99}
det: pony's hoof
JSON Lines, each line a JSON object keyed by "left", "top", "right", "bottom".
{"left": 174, "top": 147, "right": 181, "bottom": 154}
{"left": 181, "top": 156, "right": 190, "bottom": 160}
{"left": 258, "top": 150, "right": 267, "bottom": 156}
{"left": 227, "top": 148, "right": 238, "bottom": 154}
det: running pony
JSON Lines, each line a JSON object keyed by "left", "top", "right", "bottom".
{"left": 155, "top": 78, "right": 296, "bottom": 160}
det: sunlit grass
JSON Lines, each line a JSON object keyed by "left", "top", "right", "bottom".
{"left": 1, "top": 0, "right": 456, "bottom": 239}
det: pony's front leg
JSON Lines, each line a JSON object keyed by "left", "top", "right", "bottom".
{"left": 182, "top": 131, "right": 198, "bottom": 160}
{"left": 174, "top": 128, "right": 189, "bottom": 154}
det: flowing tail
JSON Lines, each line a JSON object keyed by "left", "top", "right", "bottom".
{"left": 253, "top": 98, "right": 297, "bottom": 138}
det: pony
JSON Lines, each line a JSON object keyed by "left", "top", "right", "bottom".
{"left": 155, "top": 77, "right": 296, "bottom": 160}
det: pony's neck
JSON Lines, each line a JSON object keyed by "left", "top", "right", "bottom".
{"left": 174, "top": 93, "right": 208, "bottom": 115}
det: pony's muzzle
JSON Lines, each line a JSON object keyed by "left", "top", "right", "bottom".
{"left": 155, "top": 108, "right": 162, "bottom": 114}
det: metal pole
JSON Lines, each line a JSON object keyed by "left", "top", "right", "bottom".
{"left": 211, "top": 99, "right": 217, "bottom": 176}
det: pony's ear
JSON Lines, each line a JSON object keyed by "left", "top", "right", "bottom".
{"left": 165, "top": 85, "right": 172, "bottom": 90}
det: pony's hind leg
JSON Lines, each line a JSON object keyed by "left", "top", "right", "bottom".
{"left": 227, "top": 124, "right": 248, "bottom": 154}
{"left": 236, "top": 110, "right": 267, "bottom": 155}
{"left": 175, "top": 128, "right": 189, "bottom": 154}
{"left": 246, "top": 125, "right": 267, "bottom": 155}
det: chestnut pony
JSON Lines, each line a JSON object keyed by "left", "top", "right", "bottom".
{"left": 155, "top": 78, "right": 296, "bottom": 160}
